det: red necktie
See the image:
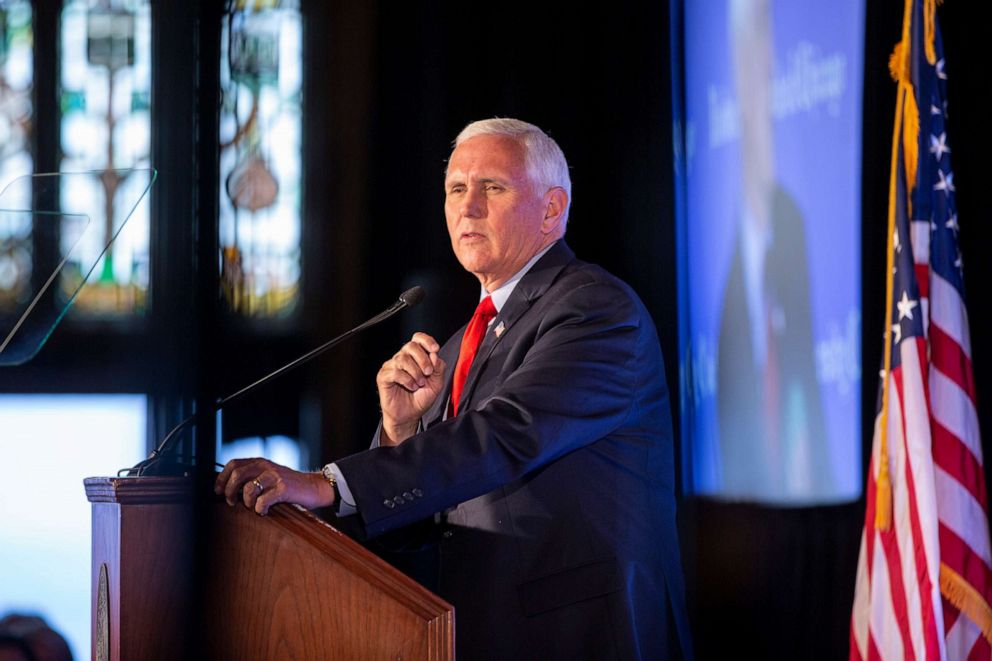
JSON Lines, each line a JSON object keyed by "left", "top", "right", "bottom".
{"left": 449, "top": 295, "right": 497, "bottom": 416}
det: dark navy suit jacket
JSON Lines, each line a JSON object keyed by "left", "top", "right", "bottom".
{"left": 337, "top": 241, "right": 692, "bottom": 660}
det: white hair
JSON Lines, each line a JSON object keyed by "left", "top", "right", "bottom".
{"left": 452, "top": 118, "right": 572, "bottom": 224}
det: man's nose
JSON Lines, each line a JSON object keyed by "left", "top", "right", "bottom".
{"left": 461, "top": 187, "right": 484, "bottom": 218}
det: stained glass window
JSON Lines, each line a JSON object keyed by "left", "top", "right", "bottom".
{"left": 59, "top": 0, "right": 152, "bottom": 316}
{"left": 0, "top": 1, "right": 32, "bottom": 316}
{"left": 219, "top": 0, "right": 302, "bottom": 318}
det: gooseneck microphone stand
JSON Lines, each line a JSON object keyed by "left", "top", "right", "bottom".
{"left": 123, "top": 286, "right": 426, "bottom": 476}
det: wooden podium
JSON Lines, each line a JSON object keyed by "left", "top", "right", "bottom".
{"left": 85, "top": 477, "right": 454, "bottom": 660}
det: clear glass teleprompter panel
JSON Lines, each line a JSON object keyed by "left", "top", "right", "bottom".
{"left": 0, "top": 168, "right": 155, "bottom": 366}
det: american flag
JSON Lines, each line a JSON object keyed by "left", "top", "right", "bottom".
{"left": 850, "top": 0, "right": 992, "bottom": 659}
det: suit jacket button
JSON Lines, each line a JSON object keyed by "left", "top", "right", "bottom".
{"left": 412, "top": 488, "right": 423, "bottom": 498}
{"left": 383, "top": 499, "right": 395, "bottom": 509}
{"left": 402, "top": 491, "right": 414, "bottom": 501}
{"left": 442, "top": 530, "right": 453, "bottom": 539}
{"left": 393, "top": 496, "right": 405, "bottom": 505}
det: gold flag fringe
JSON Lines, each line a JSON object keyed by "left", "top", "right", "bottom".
{"left": 941, "top": 563, "right": 992, "bottom": 645}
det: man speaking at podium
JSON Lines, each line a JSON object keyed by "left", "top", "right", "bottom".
{"left": 216, "top": 118, "right": 691, "bottom": 660}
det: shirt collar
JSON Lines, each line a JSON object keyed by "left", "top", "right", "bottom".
{"left": 481, "top": 241, "right": 558, "bottom": 313}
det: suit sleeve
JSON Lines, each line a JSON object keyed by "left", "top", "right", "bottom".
{"left": 336, "top": 277, "right": 653, "bottom": 538}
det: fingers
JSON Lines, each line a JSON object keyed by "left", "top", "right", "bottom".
{"left": 377, "top": 333, "right": 442, "bottom": 391}
{"left": 254, "top": 480, "right": 288, "bottom": 516}
{"left": 214, "top": 458, "right": 275, "bottom": 509}
{"left": 410, "top": 332, "right": 441, "bottom": 356}
{"left": 379, "top": 357, "right": 428, "bottom": 390}
{"left": 401, "top": 334, "right": 441, "bottom": 376}
{"left": 243, "top": 470, "right": 287, "bottom": 515}
{"left": 241, "top": 469, "right": 277, "bottom": 511}
{"left": 214, "top": 458, "right": 258, "bottom": 505}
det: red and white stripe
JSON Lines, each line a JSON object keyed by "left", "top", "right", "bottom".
{"left": 851, "top": 226, "right": 990, "bottom": 660}
{"left": 917, "top": 203, "right": 991, "bottom": 659}
{"left": 851, "top": 337, "right": 946, "bottom": 661}
{"left": 929, "top": 269, "right": 991, "bottom": 659}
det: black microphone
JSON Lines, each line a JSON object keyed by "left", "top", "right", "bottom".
{"left": 399, "top": 286, "right": 425, "bottom": 308}
{"left": 124, "top": 286, "right": 426, "bottom": 477}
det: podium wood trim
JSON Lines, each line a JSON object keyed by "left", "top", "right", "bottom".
{"left": 84, "top": 475, "right": 194, "bottom": 503}
{"left": 85, "top": 477, "right": 194, "bottom": 661}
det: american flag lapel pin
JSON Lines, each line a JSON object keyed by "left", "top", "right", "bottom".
{"left": 494, "top": 321, "right": 506, "bottom": 338}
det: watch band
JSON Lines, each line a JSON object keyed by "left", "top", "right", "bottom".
{"left": 321, "top": 464, "right": 342, "bottom": 513}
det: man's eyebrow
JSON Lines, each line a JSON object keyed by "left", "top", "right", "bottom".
{"left": 444, "top": 174, "right": 511, "bottom": 189}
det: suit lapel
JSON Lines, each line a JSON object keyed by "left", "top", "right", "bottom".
{"left": 455, "top": 241, "right": 576, "bottom": 412}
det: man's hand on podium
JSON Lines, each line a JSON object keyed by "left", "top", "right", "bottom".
{"left": 214, "top": 458, "right": 335, "bottom": 516}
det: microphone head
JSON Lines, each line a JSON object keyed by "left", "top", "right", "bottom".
{"left": 399, "top": 286, "right": 426, "bottom": 309}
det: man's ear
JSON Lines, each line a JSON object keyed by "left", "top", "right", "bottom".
{"left": 541, "top": 187, "right": 569, "bottom": 236}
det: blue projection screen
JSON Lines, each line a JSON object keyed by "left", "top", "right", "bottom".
{"left": 679, "top": 0, "right": 864, "bottom": 504}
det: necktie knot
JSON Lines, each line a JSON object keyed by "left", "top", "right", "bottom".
{"left": 473, "top": 295, "right": 497, "bottom": 324}
{"left": 450, "top": 296, "right": 497, "bottom": 416}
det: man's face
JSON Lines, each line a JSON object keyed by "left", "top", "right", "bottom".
{"left": 444, "top": 134, "right": 556, "bottom": 292}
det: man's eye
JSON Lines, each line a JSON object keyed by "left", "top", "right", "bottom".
{"left": 448, "top": 186, "right": 466, "bottom": 195}
{"left": 484, "top": 184, "right": 503, "bottom": 192}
